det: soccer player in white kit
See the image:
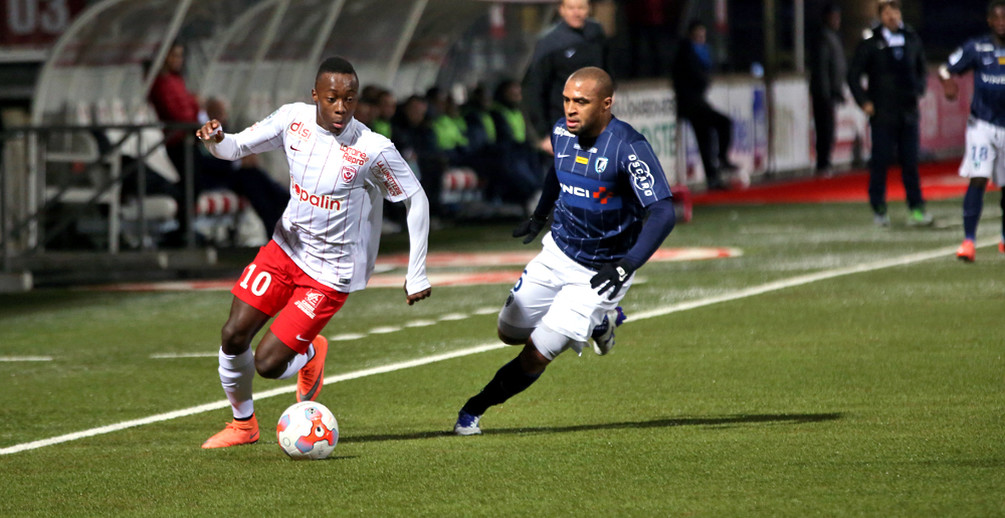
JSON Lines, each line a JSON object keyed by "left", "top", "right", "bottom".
{"left": 196, "top": 57, "right": 432, "bottom": 448}
{"left": 453, "top": 67, "right": 676, "bottom": 435}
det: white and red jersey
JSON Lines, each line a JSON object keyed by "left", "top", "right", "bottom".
{"left": 205, "top": 102, "right": 429, "bottom": 294}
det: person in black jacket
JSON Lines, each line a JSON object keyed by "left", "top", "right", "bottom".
{"left": 847, "top": 0, "right": 933, "bottom": 227}
{"left": 810, "top": 3, "right": 846, "bottom": 176}
{"left": 522, "top": 0, "right": 608, "bottom": 154}
{"left": 672, "top": 19, "right": 737, "bottom": 191}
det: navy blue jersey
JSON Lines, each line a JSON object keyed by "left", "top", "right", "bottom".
{"left": 946, "top": 35, "right": 1005, "bottom": 127}
{"left": 548, "top": 116, "right": 673, "bottom": 267}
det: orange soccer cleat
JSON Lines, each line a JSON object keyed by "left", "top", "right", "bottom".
{"left": 956, "top": 239, "right": 976, "bottom": 262}
{"left": 999, "top": 241, "right": 1004, "bottom": 254}
{"left": 296, "top": 335, "right": 328, "bottom": 402}
{"left": 201, "top": 414, "right": 260, "bottom": 449}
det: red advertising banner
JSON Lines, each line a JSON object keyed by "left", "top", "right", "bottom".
{"left": 0, "top": 0, "right": 85, "bottom": 49}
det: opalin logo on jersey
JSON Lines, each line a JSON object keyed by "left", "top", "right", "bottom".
{"left": 291, "top": 179, "right": 345, "bottom": 211}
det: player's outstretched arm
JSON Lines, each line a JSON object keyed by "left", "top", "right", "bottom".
{"left": 590, "top": 198, "right": 676, "bottom": 299}
{"left": 938, "top": 65, "right": 959, "bottom": 100}
{"left": 196, "top": 119, "right": 242, "bottom": 160}
{"left": 402, "top": 189, "right": 432, "bottom": 305}
{"left": 513, "top": 166, "right": 559, "bottom": 244}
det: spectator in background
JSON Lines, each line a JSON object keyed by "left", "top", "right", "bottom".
{"left": 491, "top": 79, "right": 542, "bottom": 207}
{"left": 149, "top": 42, "right": 205, "bottom": 176}
{"left": 810, "top": 3, "right": 846, "bottom": 177}
{"left": 355, "top": 85, "right": 379, "bottom": 129}
{"left": 462, "top": 83, "right": 497, "bottom": 157}
{"left": 672, "top": 19, "right": 737, "bottom": 191}
{"left": 523, "top": 0, "right": 608, "bottom": 154}
{"left": 199, "top": 98, "right": 289, "bottom": 240}
{"left": 148, "top": 42, "right": 204, "bottom": 243}
{"left": 426, "top": 87, "right": 470, "bottom": 167}
{"left": 392, "top": 95, "right": 446, "bottom": 218}
{"left": 148, "top": 43, "right": 289, "bottom": 245}
{"left": 623, "top": 0, "right": 675, "bottom": 78}
{"left": 461, "top": 84, "right": 501, "bottom": 201}
{"left": 847, "top": 0, "right": 932, "bottom": 227}
{"left": 372, "top": 88, "right": 396, "bottom": 139}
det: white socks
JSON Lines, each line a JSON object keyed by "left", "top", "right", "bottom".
{"left": 276, "top": 344, "right": 313, "bottom": 380}
{"left": 218, "top": 348, "right": 255, "bottom": 420}
{"left": 218, "top": 344, "right": 315, "bottom": 418}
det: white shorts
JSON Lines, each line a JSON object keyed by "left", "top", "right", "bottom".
{"left": 959, "top": 118, "right": 1005, "bottom": 186}
{"left": 498, "top": 233, "right": 631, "bottom": 357}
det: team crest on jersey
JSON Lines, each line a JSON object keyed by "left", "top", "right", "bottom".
{"left": 596, "top": 157, "right": 608, "bottom": 174}
{"left": 342, "top": 165, "right": 358, "bottom": 182}
{"left": 294, "top": 290, "right": 325, "bottom": 319}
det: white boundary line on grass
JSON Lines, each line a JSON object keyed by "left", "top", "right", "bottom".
{"left": 0, "top": 356, "right": 53, "bottom": 362}
{"left": 0, "top": 241, "right": 982, "bottom": 455}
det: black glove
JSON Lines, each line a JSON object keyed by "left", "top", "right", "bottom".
{"left": 512, "top": 215, "right": 547, "bottom": 244}
{"left": 590, "top": 261, "right": 634, "bottom": 300}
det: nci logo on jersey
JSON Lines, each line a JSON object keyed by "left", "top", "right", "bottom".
{"left": 557, "top": 171, "right": 617, "bottom": 208}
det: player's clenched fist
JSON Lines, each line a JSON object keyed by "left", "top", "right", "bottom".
{"left": 196, "top": 119, "right": 224, "bottom": 143}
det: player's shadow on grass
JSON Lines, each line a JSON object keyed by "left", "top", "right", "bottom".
{"left": 343, "top": 412, "right": 843, "bottom": 443}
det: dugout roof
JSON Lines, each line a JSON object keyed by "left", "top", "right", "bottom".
{"left": 32, "top": 0, "right": 551, "bottom": 127}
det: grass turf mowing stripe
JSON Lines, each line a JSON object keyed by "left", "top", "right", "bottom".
{"left": 0, "top": 240, "right": 982, "bottom": 455}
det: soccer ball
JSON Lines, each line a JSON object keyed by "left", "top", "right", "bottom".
{"left": 276, "top": 401, "right": 339, "bottom": 460}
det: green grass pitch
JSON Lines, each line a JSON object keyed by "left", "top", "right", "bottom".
{"left": 1, "top": 197, "right": 1003, "bottom": 516}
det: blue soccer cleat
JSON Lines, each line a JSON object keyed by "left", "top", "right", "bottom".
{"left": 591, "top": 306, "right": 627, "bottom": 356}
{"left": 454, "top": 410, "right": 482, "bottom": 436}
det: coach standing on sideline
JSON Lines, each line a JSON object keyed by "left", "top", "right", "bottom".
{"left": 522, "top": 0, "right": 608, "bottom": 155}
{"left": 847, "top": 0, "right": 933, "bottom": 227}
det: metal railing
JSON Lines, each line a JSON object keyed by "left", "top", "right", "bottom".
{"left": 1, "top": 122, "right": 200, "bottom": 272}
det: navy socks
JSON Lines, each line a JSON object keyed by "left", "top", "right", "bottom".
{"left": 462, "top": 358, "right": 541, "bottom": 416}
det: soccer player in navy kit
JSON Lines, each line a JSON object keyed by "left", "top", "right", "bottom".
{"left": 454, "top": 67, "right": 676, "bottom": 435}
{"left": 941, "top": 0, "right": 1005, "bottom": 262}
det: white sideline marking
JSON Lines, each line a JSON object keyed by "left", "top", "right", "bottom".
{"left": 0, "top": 242, "right": 973, "bottom": 455}
{"left": 631, "top": 244, "right": 968, "bottom": 322}
{"left": 0, "top": 343, "right": 505, "bottom": 456}
{"left": 151, "top": 352, "right": 217, "bottom": 359}
{"left": 0, "top": 356, "right": 53, "bottom": 362}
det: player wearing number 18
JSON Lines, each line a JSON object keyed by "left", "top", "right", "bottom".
{"left": 939, "top": 0, "right": 1005, "bottom": 262}
{"left": 196, "top": 57, "right": 432, "bottom": 449}
{"left": 453, "top": 67, "right": 676, "bottom": 435}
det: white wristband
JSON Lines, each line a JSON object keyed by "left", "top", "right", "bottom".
{"left": 938, "top": 64, "right": 951, "bottom": 81}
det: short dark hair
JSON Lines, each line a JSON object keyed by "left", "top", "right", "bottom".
{"left": 878, "top": 0, "right": 900, "bottom": 15}
{"left": 687, "top": 19, "right": 705, "bottom": 34}
{"left": 989, "top": 0, "right": 1005, "bottom": 14}
{"left": 821, "top": 2, "right": 840, "bottom": 19}
{"left": 316, "top": 56, "right": 357, "bottom": 82}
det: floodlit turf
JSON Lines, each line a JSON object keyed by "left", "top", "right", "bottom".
{"left": 1, "top": 196, "right": 1003, "bottom": 516}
